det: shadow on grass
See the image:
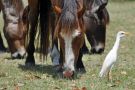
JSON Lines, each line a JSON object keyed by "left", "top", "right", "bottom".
{"left": 18, "top": 64, "right": 55, "bottom": 75}
{"left": 18, "top": 64, "right": 85, "bottom": 80}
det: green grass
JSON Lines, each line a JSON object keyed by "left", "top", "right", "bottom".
{"left": 0, "top": 1, "right": 135, "bottom": 90}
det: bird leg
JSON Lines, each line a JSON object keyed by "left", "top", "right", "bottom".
{"left": 107, "top": 70, "right": 112, "bottom": 82}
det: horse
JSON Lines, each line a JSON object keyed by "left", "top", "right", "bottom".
{"left": 0, "top": 0, "right": 28, "bottom": 59}
{"left": 82, "top": 0, "right": 110, "bottom": 54}
{"left": 51, "top": 0, "right": 86, "bottom": 77}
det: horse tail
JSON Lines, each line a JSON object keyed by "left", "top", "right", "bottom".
{"left": 39, "top": 0, "right": 52, "bottom": 59}
{"left": 102, "top": 8, "right": 110, "bottom": 25}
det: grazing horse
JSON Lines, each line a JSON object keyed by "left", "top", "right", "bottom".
{"left": 82, "top": 0, "right": 109, "bottom": 54}
{"left": 52, "top": 0, "right": 85, "bottom": 77}
{"left": 0, "top": 0, "right": 27, "bottom": 58}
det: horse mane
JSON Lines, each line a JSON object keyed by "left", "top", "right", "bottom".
{"left": 85, "top": 0, "right": 110, "bottom": 25}
{"left": 102, "top": 8, "right": 110, "bottom": 25}
{"left": 8, "top": 0, "right": 24, "bottom": 14}
{"left": 59, "top": 0, "right": 78, "bottom": 32}
{"left": 1, "top": 0, "right": 24, "bottom": 18}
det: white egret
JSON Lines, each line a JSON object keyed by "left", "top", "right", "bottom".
{"left": 99, "top": 31, "right": 129, "bottom": 81}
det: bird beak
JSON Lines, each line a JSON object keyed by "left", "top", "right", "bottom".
{"left": 124, "top": 32, "right": 130, "bottom": 36}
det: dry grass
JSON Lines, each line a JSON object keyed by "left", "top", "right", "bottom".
{"left": 0, "top": 1, "right": 135, "bottom": 90}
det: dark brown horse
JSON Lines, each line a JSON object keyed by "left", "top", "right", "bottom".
{"left": 0, "top": 0, "right": 27, "bottom": 58}
{"left": 52, "top": 0, "right": 85, "bottom": 77}
{"left": 82, "top": 0, "right": 109, "bottom": 54}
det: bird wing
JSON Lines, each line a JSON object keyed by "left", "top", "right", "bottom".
{"left": 99, "top": 50, "right": 117, "bottom": 77}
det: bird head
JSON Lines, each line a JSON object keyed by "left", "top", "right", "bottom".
{"left": 117, "top": 31, "right": 129, "bottom": 38}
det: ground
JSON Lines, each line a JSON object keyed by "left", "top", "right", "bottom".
{"left": 0, "top": 1, "right": 135, "bottom": 90}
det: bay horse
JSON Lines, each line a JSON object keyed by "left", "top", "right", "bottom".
{"left": 52, "top": 0, "right": 85, "bottom": 77}
{"left": 0, "top": 0, "right": 27, "bottom": 58}
{"left": 82, "top": 0, "right": 110, "bottom": 54}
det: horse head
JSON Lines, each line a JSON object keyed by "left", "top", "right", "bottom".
{"left": 53, "top": 0, "right": 85, "bottom": 77}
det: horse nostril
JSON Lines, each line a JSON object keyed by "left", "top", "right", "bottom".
{"left": 63, "top": 70, "right": 74, "bottom": 78}
{"left": 17, "top": 53, "right": 26, "bottom": 59}
{"left": 12, "top": 52, "right": 26, "bottom": 59}
{"left": 90, "top": 48, "right": 104, "bottom": 54}
{"left": 98, "top": 48, "right": 104, "bottom": 54}
{"left": 11, "top": 52, "right": 19, "bottom": 59}
{"left": 90, "top": 48, "right": 96, "bottom": 54}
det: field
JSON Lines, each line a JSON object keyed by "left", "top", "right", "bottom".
{"left": 0, "top": 1, "right": 135, "bottom": 90}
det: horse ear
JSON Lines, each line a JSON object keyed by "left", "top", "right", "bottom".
{"left": 53, "top": 6, "right": 62, "bottom": 15}
{"left": 78, "top": 6, "right": 85, "bottom": 18}
{"left": 91, "top": 0, "right": 108, "bottom": 13}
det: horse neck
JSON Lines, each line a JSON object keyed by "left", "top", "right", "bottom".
{"left": 1, "top": 0, "right": 24, "bottom": 24}
{"left": 12, "top": 0, "right": 24, "bottom": 15}
{"left": 2, "top": 0, "right": 24, "bottom": 15}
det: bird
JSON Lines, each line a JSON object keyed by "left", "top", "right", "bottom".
{"left": 99, "top": 31, "right": 129, "bottom": 81}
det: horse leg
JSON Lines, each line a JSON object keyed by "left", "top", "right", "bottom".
{"left": 0, "top": 32, "right": 6, "bottom": 52}
{"left": 25, "top": 8, "right": 39, "bottom": 66}
{"left": 81, "top": 39, "right": 89, "bottom": 54}
{"left": 50, "top": 12, "right": 61, "bottom": 71}
{"left": 51, "top": 40, "right": 60, "bottom": 66}
{"left": 76, "top": 48, "right": 86, "bottom": 72}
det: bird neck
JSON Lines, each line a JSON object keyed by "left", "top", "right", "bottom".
{"left": 112, "top": 36, "right": 121, "bottom": 52}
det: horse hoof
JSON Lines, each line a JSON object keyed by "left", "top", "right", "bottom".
{"left": 25, "top": 62, "right": 35, "bottom": 67}
{"left": 25, "top": 56, "right": 35, "bottom": 67}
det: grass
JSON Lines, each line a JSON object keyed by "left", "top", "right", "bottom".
{"left": 0, "top": 1, "right": 135, "bottom": 90}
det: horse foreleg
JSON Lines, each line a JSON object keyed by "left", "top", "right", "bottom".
{"left": 76, "top": 48, "right": 86, "bottom": 73}
{"left": 25, "top": 8, "right": 39, "bottom": 66}
{"left": 51, "top": 40, "right": 60, "bottom": 66}
{"left": 81, "top": 39, "right": 89, "bottom": 54}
